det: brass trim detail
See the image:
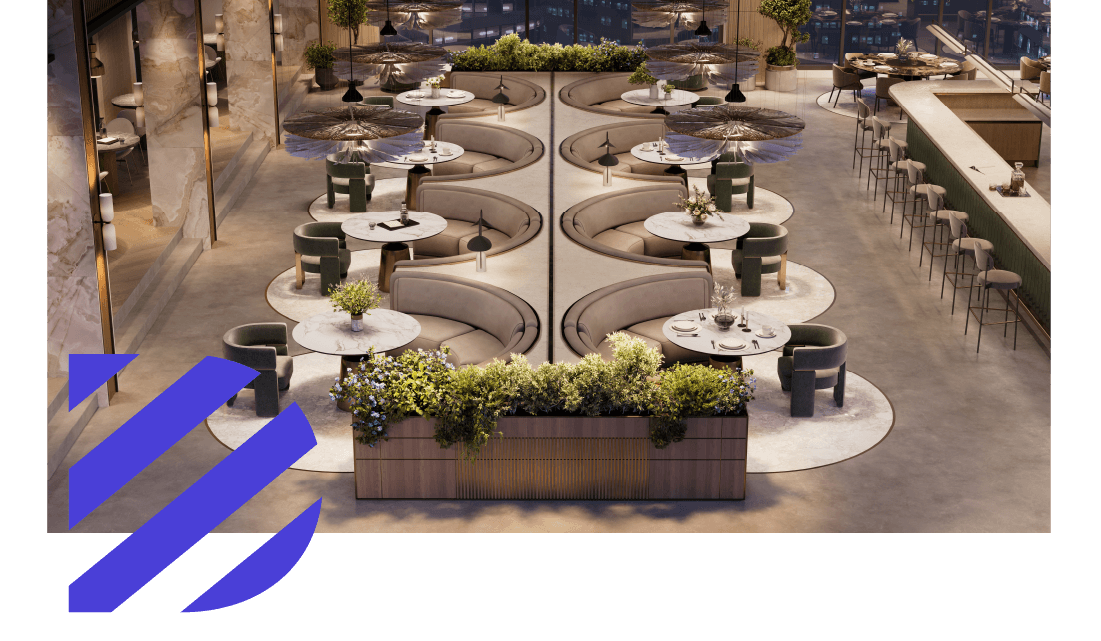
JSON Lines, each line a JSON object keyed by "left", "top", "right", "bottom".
{"left": 195, "top": 0, "right": 217, "bottom": 243}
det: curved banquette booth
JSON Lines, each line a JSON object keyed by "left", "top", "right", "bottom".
{"left": 426, "top": 120, "right": 543, "bottom": 179}
{"left": 562, "top": 183, "right": 711, "bottom": 267}
{"left": 440, "top": 72, "right": 546, "bottom": 116}
{"left": 559, "top": 73, "right": 665, "bottom": 118}
{"left": 563, "top": 272, "right": 713, "bottom": 363}
{"left": 388, "top": 272, "right": 539, "bottom": 367}
{"left": 560, "top": 122, "right": 688, "bottom": 180}
{"left": 400, "top": 184, "right": 540, "bottom": 265}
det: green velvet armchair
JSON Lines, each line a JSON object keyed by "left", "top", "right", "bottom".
{"left": 777, "top": 324, "right": 847, "bottom": 418}
{"left": 706, "top": 153, "right": 754, "bottom": 211}
{"left": 325, "top": 154, "right": 374, "bottom": 212}
{"left": 222, "top": 323, "right": 293, "bottom": 417}
{"left": 293, "top": 222, "right": 352, "bottom": 295}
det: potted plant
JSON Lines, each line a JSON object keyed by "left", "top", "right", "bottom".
{"left": 758, "top": 0, "right": 811, "bottom": 92}
{"left": 425, "top": 74, "right": 444, "bottom": 98}
{"left": 733, "top": 37, "right": 764, "bottom": 92}
{"left": 677, "top": 185, "right": 723, "bottom": 226}
{"left": 628, "top": 62, "right": 661, "bottom": 99}
{"left": 328, "top": 0, "right": 368, "bottom": 88}
{"left": 305, "top": 40, "right": 338, "bottom": 90}
{"left": 662, "top": 82, "right": 675, "bottom": 100}
{"left": 328, "top": 277, "right": 383, "bottom": 332}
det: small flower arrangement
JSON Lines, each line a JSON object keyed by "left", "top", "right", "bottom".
{"left": 711, "top": 284, "right": 737, "bottom": 314}
{"left": 628, "top": 63, "right": 657, "bottom": 85}
{"left": 896, "top": 37, "right": 913, "bottom": 57}
{"left": 425, "top": 75, "right": 444, "bottom": 88}
{"left": 328, "top": 278, "right": 383, "bottom": 316}
{"left": 662, "top": 82, "right": 676, "bottom": 95}
{"left": 676, "top": 185, "right": 723, "bottom": 223}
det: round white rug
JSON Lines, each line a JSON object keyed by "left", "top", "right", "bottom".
{"left": 686, "top": 177, "right": 794, "bottom": 225}
{"left": 206, "top": 353, "right": 354, "bottom": 473}
{"left": 308, "top": 177, "right": 408, "bottom": 223}
{"left": 266, "top": 249, "right": 390, "bottom": 322}
{"left": 709, "top": 255, "right": 835, "bottom": 324}
{"left": 816, "top": 86, "right": 908, "bottom": 122}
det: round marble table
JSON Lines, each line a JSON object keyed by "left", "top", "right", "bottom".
{"left": 849, "top": 53, "right": 959, "bottom": 79}
{"left": 111, "top": 93, "right": 139, "bottom": 108}
{"left": 293, "top": 309, "right": 422, "bottom": 411}
{"left": 95, "top": 132, "right": 141, "bottom": 193}
{"left": 341, "top": 210, "right": 448, "bottom": 292}
{"left": 621, "top": 88, "right": 699, "bottom": 115}
{"left": 630, "top": 142, "right": 716, "bottom": 188}
{"left": 385, "top": 141, "right": 465, "bottom": 211}
{"left": 396, "top": 89, "right": 475, "bottom": 139}
{"left": 662, "top": 307, "right": 791, "bottom": 370}
{"left": 644, "top": 210, "right": 750, "bottom": 272}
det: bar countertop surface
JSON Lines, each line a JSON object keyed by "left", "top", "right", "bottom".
{"left": 890, "top": 80, "right": 1050, "bottom": 268}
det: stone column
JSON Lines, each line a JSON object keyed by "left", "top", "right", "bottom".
{"left": 48, "top": 0, "right": 105, "bottom": 377}
{"left": 136, "top": 0, "right": 211, "bottom": 243}
{"left": 279, "top": 0, "right": 321, "bottom": 73}
{"left": 224, "top": 0, "right": 277, "bottom": 148}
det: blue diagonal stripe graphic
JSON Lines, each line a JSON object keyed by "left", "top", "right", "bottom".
{"left": 69, "top": 356, "right": 259, "bottom": 528}
{"left": 68, "top": 403, "right": 317, "bottom": 612}
{"left": 184, "top": 498, "right": 323, "bottom": 612}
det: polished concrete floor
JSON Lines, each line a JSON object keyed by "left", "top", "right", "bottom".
{"left": 47, "top": 71, "right": 1050, "bottom": 533}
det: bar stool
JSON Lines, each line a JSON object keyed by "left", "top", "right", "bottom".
{"left": 921, "top": 189, "right": 968, "bottom": 280}
{"left": 866, "top": 116, "right": 895, "bottom": 194}
{"left": 901, "top": 162, "right": 945, "bottom": 252}
{"left": 853, "top": 98, "right": 876, "bottom": 172}
{"left": 942, "top": 213, "right": 992, "bottom": 315}
{"left": 883, "top": 142, "right": 923, "bottom": 223}
{"left": 965, "top": 242, "right": 1023, "bottom": 352}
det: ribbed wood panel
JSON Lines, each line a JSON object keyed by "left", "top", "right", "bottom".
{"left": 456, "top": 438, "right": 650, "bottom": 500}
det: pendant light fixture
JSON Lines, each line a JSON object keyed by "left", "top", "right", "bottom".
{"left": 492, "top": 75, "right": 509, "bottom": 121}
{"left": 466, "top": 211, "right": 492, "bottom": 272}
{"left": 380, "top": 0, "right": 398, "bottom": 37}
{"left": 597, "top": 133, "right": 619, "bottom": 186}
{"left": 726, "top": 0, "right": 746, "bottom": 103}
{"left": 342, "top": 23, "right": 363, "bottom": 103}
{"left": 695, "top": 0, "right": 711, "bottom": 39}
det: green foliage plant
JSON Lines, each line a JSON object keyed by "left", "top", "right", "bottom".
{"left": 304, "top": 40, "right": 337, "bottom": 70}
{"left": 450, "top": 34, "right": 646, "bottom": 72}
{"left": 628, "top": 62, "right": 657, "bottom": 85}
{"left": 647, "top": 364, "right": 756, "bottom": 448}
{"left": 758, "top": 0, "right": 812, "bottom": 66}
{"left": 328, "top": 0, "right": 369, "bottom": 44}
{"left": 328, "top": 278, "right": 383, "bottom": 315}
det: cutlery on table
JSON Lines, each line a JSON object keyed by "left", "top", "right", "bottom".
{"left": 711, "top": 340, "right": 717, "bottom": 350}
{"left": 752, "top": 339, "right": 759, "bottom": 348}
{"left": 676, "top": 333, "right": 698, "bottom": 337}
{"left": 699, "top": 312, "right": 706, "bottom": 321}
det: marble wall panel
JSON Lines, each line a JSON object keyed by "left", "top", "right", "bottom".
{"left": 48, "top": 0, "right": 105, "bottom": 377}
{"left": 225, "top": 0, "right": 276, "bottom": 147}
{"left": 136, "top": 0, "right": 210, "bottom": 243}
{"left": 280, "top": 0, "right": 321, "bottom": 71}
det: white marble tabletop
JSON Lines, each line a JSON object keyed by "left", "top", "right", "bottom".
{"left": 621, "top": 88, "right": 699, "bottom": 107}
{"left": 292, "top": 309, "right": 421, "bottom": 356}
{"left": 341, "top": 210, "right": 449, "bottom": 243}
{"left": 95, "top": 133, "right": 141, "bottom": 151}
{"left": 630, "top": 143, "right": 717, "bottom": 167}
{"left": 644, "top": 211, "right": 750, "bottom": 244}
{"left": 111, "top": 93, "right": 139, "bottom": 108}
{"left": 387, "top": 141, "right": 465, "bottom": 166}
{"left": 396, "top": 89, "right": 475, "bottom": 108}
{"left": 662, "top": 308, "right": 791, "bottom": 357}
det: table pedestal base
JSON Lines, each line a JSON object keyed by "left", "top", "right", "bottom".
{"left": 651, "top": 106, "right": 669, "bottom": 115}
{"left": 337, "top": 354, "right": 371, "bottom": 412}
{"left": 405, "top": 164, "right": 431, "bottom": 210}
{"left": 709, "top": 354, "right": 743, "bottom": 371}
{"left": 664, "top": 164, "right": 688, "bottom": 188}
{"left": 379, "top": 241, "right": 411, "bottom": 293}
{"left": 682, "top": 242, "right": 712, "bottom": 273}
{"left": 424, "top": 106, "right": 446, "bottom": 139}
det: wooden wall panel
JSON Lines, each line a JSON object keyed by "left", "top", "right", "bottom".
{"left": 648, "top": 439, "right": 722, "bottom": 460}
{"left": 379, "top": 438, "right": 455, "bottom": 460}
{"left": 721, "top": 438, "right": 748, "bottom": 460}
{"left": 319, "top": 10, "right": 380, "bottom": 46}
{"left": 648, "top": 460, "right": 721, "bottom": 499}
{"left": 354, "top": 459, "right": 382, "bottom": 498}
{"left": 727, "top": 0, "right": 785, "bottom": 84}
{"left": 719, "top": 460, "right": 746, "bottom": 500}
{"left": 94, "top": 12, "right": 136, "bottom": 122}
{"left": 499, "top": 416, "right": 651, "bottom": 438}
{"left": 965, "top": 121, "right": 1043, "bottom": 166}
{"left": 381, "top": 460, "right": 456, "bottom": 498}
{"left": 722, "top": 415, "right": 748, "bottom": 439}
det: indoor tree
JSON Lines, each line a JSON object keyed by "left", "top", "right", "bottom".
{"left": 757, "top": 0, "right": 812, "bottom": 66}
{"left": 328, "top": 0, "right": 369, "bottom": 45}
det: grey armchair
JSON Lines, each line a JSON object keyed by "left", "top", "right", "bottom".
{"left": 222, "top": 323, "right": 294, "bottom": 417}
{"left": 293, "top": 222, "right": 352, "bottom": 294}
{"left": 777, "top": 324, "right": 847, "bottom": 418}
{"left": 732, "top": 222, "right": 789, "bottom": 297}
{"left": 694, "top": 96, "right": 723, "bottom": 107}
{"left": 359, "top": 96, "right": 395, "bottom": 108}
{"left": 707, "top": 153, "right": 754, "bottom": 211}
{"left": 325, "top": 155, "right": 375, "bottom": 212}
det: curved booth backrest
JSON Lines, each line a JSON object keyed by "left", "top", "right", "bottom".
{"left": 437, "top": 72, "right": 546, "bottom": 119}
{"left": 435, "top": 120, "right": 535, "bottom": 163}
{"left": 563, "top": 272, "right": 714, "bottom": 357}
{"left": 560, "top": 74, "right": 663, "bottom": 119}
{"left": 389, "top": 272, "right": 538, "bottom": 360}
{"left": 569, "top": 121, "right": 662, "bottom": 164}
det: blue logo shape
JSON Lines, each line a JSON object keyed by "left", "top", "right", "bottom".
{"left": 68, "top": 353, "right": 138, "bottom": 410}
{"left": 68, "top": 355, "right": 321, "bottom": 612}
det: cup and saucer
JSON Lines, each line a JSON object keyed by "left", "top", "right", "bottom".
{"left": 439, "top": 145, "right": 454, "bottom": 156}
{"left": 755, "top": 327, "right": 777, "bottom": 339}
{"left": 641, "top": 142, "right": 654, "bottom": 152}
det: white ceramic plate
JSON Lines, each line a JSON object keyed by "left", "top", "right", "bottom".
{"left": 406, "top": 154, "right": 429, "bottom": 162}
{"left": 447, "top": 91, "right": 464, "bottom": 98}
{"left": 755, "top": 331, "right": 777, "bottom": 338}
{"left": 408, "top": 91, "right": 424, "bottom": 98}
{"left": 719, "top": 341, "right": 745, "bottom": 350}
{"left": 664, "top": 155, "right": 684, "bottom": 162}
{"left": 671, "top": 323, "right": 698, "bottom": 332}
{"left": 939, "top": 62, "right": 958, "bottom": 68}
{"left": 919, "top": 53, "right": 937, "bottom": 59}
{"left": 881, "top": 53, "right": 897, "bottom": 59}
{"left": 874, "top": 66, "right": 893, "bottom": 72}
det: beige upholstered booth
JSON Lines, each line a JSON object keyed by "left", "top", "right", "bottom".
{"left": 560, "top": 122, "right": 689, "bottom": 180}
{"left": 425, "top": 120, "right": 543, "bottom": 179}
{"left": 388, "top": 272, "right": 539, "bottom": 367}
{"left": 562, "top": 272, "right": 713, "bottom": 363}
{"left": 439, "top": 72, "right": 545, "bottom": 116}
{"left": 559, "top": 73, "right": 664, "bottom": 118}
{"left": 400, "top": 184, "right": 540, "bottom": 264}
{"left": 561, "top": 183, "right": 712, "bottom": 268}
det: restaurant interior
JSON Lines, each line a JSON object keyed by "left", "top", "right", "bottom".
{"left": 45, "top": 0, "right": 1065, "bottom": 540}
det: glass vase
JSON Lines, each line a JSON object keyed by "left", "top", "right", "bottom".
{"left": 1010, "top": 162, "right": 1026, "bottom": 193}
{"left": 350, "top": 314, "right": 364, "bottom": 332}
{"left": 430, "top": 86, "right": 440, "bottom": 99}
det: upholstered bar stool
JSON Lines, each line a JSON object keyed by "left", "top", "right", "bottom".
{"left": 866, "top": 116, "right": 893, "bottom": 193}
{"left": 921, "top": 189, "right": 968, "bottom": 279}
{"left": 965, "top": 242, "right": 1023, "bottom": 352}
{"left": 883, "top": 140, "right": 923, "bottom": 222}
{"left": 853, "top": 98, "right": 876, "bottom": 172}
{"left": 901, "top": 162, "right": 945, "bottom": 252}
{"left": 942, "top": 213, "right": 992, "bottom": 315}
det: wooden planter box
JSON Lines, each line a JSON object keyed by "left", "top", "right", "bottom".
{"left": 354, "top": 413, "right": 747, "bottom": 500}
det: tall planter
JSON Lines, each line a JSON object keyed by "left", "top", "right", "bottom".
{"left": 353, "top": 412, "right": 748, "bottom": 500}
{"left": 765, "top": 65, "right": 798, "bottom": 92}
